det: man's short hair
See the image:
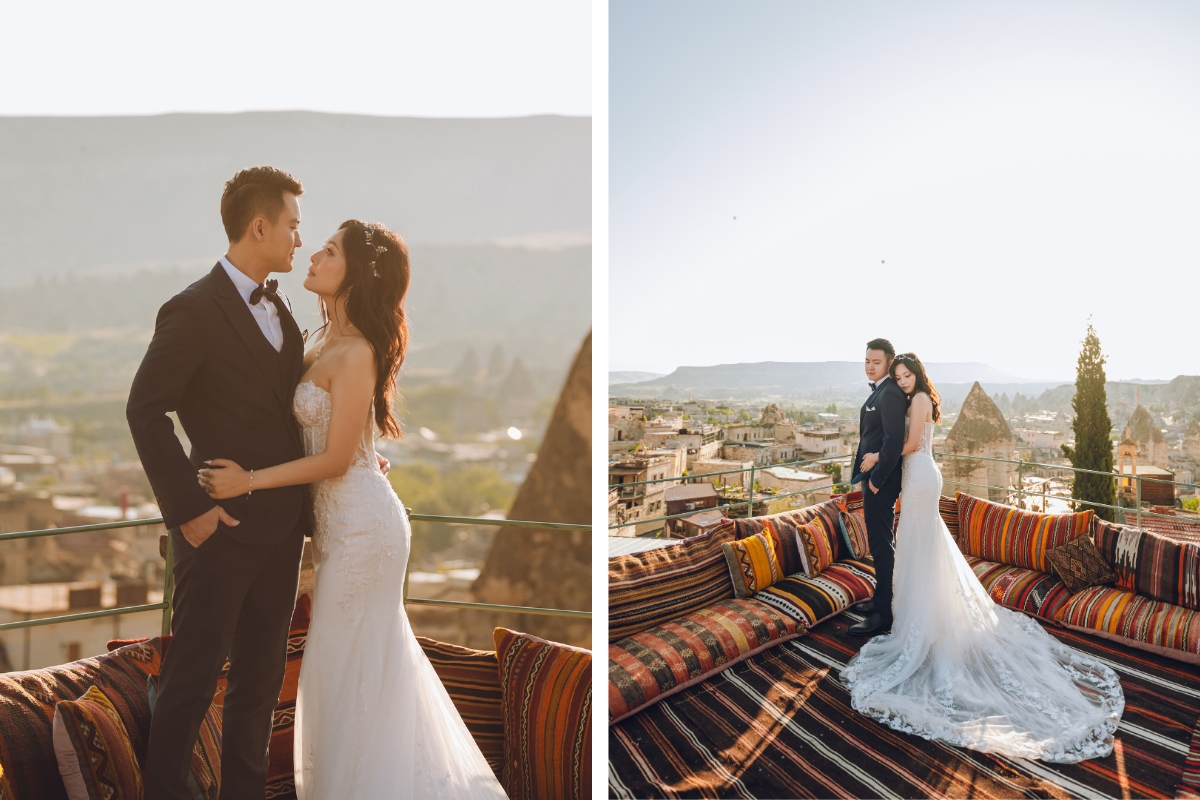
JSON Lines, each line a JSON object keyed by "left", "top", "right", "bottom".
{"left": 866, "top": 338, "right": 895, "bottom": 360}
{"left": 220, "top": 166, "right": 304, "bottom": 242}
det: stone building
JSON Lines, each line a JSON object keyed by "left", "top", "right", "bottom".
{"left": 942, "top": 382, "right": 1018, "bottom": 502}
{"left": 1120, "top": 400, "right": 1169, "bottom": 470}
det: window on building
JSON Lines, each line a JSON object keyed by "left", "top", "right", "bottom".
{"left": 66, "top": 642, "right": 81, "bottom": 662}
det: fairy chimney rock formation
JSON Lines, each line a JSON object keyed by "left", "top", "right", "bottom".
{"left": 1184, "top": 419, "right": 1200, "bottom": 463}
{"left": 943, "top": 382, "right": 1017, "bottom": 502}
{"left": 760, "top": 403, "right": 785, "bottom": 427}
{"left": 1122, "top": 404, "right": 1169, "bottom": 469}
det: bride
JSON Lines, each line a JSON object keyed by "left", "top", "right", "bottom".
{"left": 842, "top": 352, "right": 1124, "bottom": 763}
{"left": 200, "top": 220, "right": 507, "bottom": 797}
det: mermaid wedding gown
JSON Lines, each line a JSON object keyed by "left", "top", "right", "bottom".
{"left": 841, "top": 417, "right": 1124, "bottom": 762}
{"left": 292, "top": 381, "right": 508, "bottom": 798}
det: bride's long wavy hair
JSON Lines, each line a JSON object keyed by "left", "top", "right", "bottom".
{"left": 319, "top": 219, "right": 410, "bottom": 439}
{"left": 890, "top": 352, "right": 942, "bottom": 422}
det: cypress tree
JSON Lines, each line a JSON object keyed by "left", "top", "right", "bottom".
{"left": 1061, "top": 322, "right": 1116, "bottom": 520}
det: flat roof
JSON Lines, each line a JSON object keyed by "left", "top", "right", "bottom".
{"left": 664, "top": 484, "right": 718, "bottom": 501}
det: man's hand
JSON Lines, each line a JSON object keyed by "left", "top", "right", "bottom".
{"left": 180, "top": 505, "right": 240, "bottom": 549}
{"left": 868, "top": 480, "right": 880, "bottom": 495}
{"left": 376, "top": 453, "right": 390, "bottom": 475}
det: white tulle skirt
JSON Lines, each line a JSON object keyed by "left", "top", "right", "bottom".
{"left": 841, "top": 450, "right": 1124, "bottom": 763}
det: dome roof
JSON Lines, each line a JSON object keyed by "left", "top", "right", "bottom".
{"left": 946, "top": 382, "right": 1012, "bottom": 449}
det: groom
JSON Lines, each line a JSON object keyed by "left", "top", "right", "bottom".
{"left": 127, "top": 166, "right": 311, "bottom": 799}
{"left": 848, "top": 338, "right": 906, "bottom": 636}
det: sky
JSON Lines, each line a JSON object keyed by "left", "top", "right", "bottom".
{"left": 610, "top": 0, "right": 1200, "bottom": 382}
{"left": 0, "top": 0, "right": 590, "bottom": 117}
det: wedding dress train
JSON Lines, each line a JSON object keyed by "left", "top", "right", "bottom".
{"left": 292, "top": 380, "right": 507, "bottom": 798}
{"left": 841, "top": 418, "right": 1124, "bottom": 762}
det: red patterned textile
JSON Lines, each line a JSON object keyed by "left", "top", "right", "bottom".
{"left": 494, "top": 628, "right": 592, "bottom": 800}
{"left": 939, "top": 495, "right": 960, "bottom": 541}
{"left": 956, "top": 492, "right": 1092, "bottom": 573}
{"left": 837, "top": 510, "right": 871, "bottom": 560}
{"left": 53, "top": 685, "right": 144, "bottom": 799}
{"left": 1054, "top": 585, "right": 1200, "bottom": 665}
{"left": 964, "top": 555, "right": 1072, "bottom": 620}
{"left": 755, "top": 560, "right": 876, "bottom": 628}
{"left": 607, "top": 598, "right": 802, "bottom": 724}
{"left": 732, "top": 502, "right": 844, "bottom": 577}
{"left": 417, "top": 636, "right": 504, "bottom": 780}
{"left": 1093, "top": 518, "right": 1200, "bottom": 611}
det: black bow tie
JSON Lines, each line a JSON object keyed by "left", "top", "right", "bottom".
{"left": 869, "top": 381, "right": 877, "bottom": 390}
{"left": 249, "top": 279, "right": 279, "bottom": 306}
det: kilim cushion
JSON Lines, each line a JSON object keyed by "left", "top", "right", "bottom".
{"left": 721, "top": 532, "right": 784, "bottom": 598}
{"left": 731, "top": 501, "right": 844, "bottom": 576}
{"left": 0, "top": 637, "right": 163, "bottom": 800}
{"left": 148, "top": 674, "right": 221, "bottom": 800}
{"left": 956, "top": 492, "right": 1092, "bottom": 572}
{"left": 609, "top": 522, "right": 737, "bottom": 642}
{"left": 939, "top": 495, "right": 960, "bottom": 541}
{"left": 964, "top": 555, "right": 1072, "bottom": 620}
{"left": 53, "top": 684, "right": 143, "bottom": 800}
{"left": 1093, "top": 518, "right": 1200, "bottom": 611}
{"left": 607, "top": 597, "right": 802, "bottom": 724}
{"left": 755, "top": 560, "right": 877, "bottom": 628}
{"left": 0, "top": 763, "right": 12, "bottom": 800}
{"left": 493, "top": 628, "right": 591, "bottom": 800}
{"left": 838, "top": 510, "right": 871, "bottom": 560}
{"left": 417, "top": 636, "right": 504, "bottom": 780}
{"left": 1045, "top": 536, "right": 1117, "bottom": 593}
{"left": 796, "top": 517, "right": 838, "bottom": 577}
{"left": 1054, "top": 585, "right": 1200, "bottom": 665}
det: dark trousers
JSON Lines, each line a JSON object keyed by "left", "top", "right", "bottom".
{"left": 144, "top": 525, "right": 304, "bottom": 800}
{"left": 863, "top": 472, "right": 902, "bottom": 622}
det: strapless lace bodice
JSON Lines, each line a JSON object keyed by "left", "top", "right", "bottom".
{"left": 293, "top": 380, "right": 379, "bottom": 470}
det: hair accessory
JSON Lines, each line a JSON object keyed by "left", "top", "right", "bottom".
{"left": 362, "top": 223, "right": 388, "bottom": 277}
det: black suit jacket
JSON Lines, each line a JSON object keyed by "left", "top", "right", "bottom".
{"left": 127, "top": 263, "right": 310, "bottom": 544}
{"left": 851, "top": 377, "right": 907, "bottom": 490}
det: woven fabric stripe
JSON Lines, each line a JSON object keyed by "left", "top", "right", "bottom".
{"left": 732, "top": 502, "right": 844, "bottom": 576}
{"left": 55, "top": 685, "right": 144, "bottom": 799}
{"left": 795, "top": 517, "right": 837, "bottom": 577}
{"left": 0, "top": 637, "right": 163, "bottom": 800}
{"left": 1094, "top": 518, "right": 1200, "bottom": 611}
{"left": 609, "top": 522, "right": 737, "bottom": 642}
{"left": 839, "top": 510, "right": 871, "bottom": 560}
{"left": 417, "top": 636, "right": 504, "bottom": 779}
{"left": 494, "top": 628, "right": 592, "bottom": 800}
{"left": 1055, "top": 586, "right": 1200, "bottom": 658}
{"left": 965, "top": 555, "right": 1072, "bottom": 620}
{"left": 609, "top": 615, "right": 1200, "bottom": 799}
{"left": 0, "top": 762, "right": 12, "bottom": 800}
{"left": 1182, "top": 716, "right": 1200, "bottom": 799}
{"left": 957, "top": 492, "right": 1092, "bottom": 572}
{"left": 608, "top": 598, "right": 801, "bottom": 723}
{"left": 720, "top": 533, "right": 783, "bottom": 598}
{"left": 755, "top": 560, "right": 876, "bottom": 628}
{"left": 939, "top": 495, "right": 960, "bottom": 541}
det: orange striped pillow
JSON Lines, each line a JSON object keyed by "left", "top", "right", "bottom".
{"left": 720, "top": 532, "right": 784, "bottom": 597}
{"left": 53, "top": 685, "right": 145, "bottom": 800}
{"left": 796, "top": 517, "right": 837, "bottom": 577}
{"left": 956, "top": 492, "right": 1092, "bottom": 573}
{"left": 494, "top": 628, "right": 591, "bottom": 800}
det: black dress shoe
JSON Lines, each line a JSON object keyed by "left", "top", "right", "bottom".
{"left": 851, "top": 598, "right": 874, "bottom": 614}
{"left": 848, "top": 612, "right": 892, "bottom": 636}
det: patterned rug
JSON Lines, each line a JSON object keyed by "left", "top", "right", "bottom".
{"left": 609, "top": 614, "right": 1200, "bottom": 799}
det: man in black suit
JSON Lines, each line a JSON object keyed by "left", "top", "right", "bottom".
{"left": 848, "top": 338, "right": 907, "bottom": 636}
{"left": 128, "top": 166, "right": 311, "bottom": 800}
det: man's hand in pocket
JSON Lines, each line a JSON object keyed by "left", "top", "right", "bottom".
{"left": 181, "top": 505, "right": 240, "bottom": 548}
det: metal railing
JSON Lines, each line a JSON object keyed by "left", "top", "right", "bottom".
{"left": 608, "top": 449, "right": 1198, "bottom": 533}
{"left": 0, "top": 511, "right": 591, "bottom": 638}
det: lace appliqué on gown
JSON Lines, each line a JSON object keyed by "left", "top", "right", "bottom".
{"left": 841, "top": 419, "right": 1124, "bottom": 763}
{"left": 291, "top": 381, "right": 507, "bottom": 798}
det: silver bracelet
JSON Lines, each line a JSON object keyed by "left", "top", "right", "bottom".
{"left": 248, "top": 469, "right": 254, "bottom": 498}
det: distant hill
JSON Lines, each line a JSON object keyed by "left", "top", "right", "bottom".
{"left": 608, "top": 361, "right": 1056, "bottom": 400}
{"left": 0, "top": 112, "right": 590, "bottom": 284}
{"left": 609, "top": 371, "right": 666, "bottom": 384}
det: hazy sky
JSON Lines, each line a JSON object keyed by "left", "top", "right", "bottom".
{"left": 611, "top": 1, "right": 1200, "bottom": 382}
{"left": 0, "top": 1, "right": 590, "bottom": 117}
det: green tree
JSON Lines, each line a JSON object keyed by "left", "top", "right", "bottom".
{"left": 825, "top": 403, "right": 837, "bottom": 413}
{"left": 1061, "top": 322, "right": 1116, "bottom": 521}
{"left": 823, "top": 462, "right": 842, "bottom": 484}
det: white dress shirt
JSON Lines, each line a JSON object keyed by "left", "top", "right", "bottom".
{"left": 220, "top": 256, "right": 284, "bottom": 352}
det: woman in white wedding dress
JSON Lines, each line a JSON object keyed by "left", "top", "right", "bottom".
{"left": 842, "top": 352, "right": 1124, "bottom": 763}
{"left": 201, "top": 220, "right": 507, "bottom": 798}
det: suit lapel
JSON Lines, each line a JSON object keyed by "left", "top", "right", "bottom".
{"left": 210, "top": 263, "right": 285, "bottom": 406}
{"left": 278, "top": 301, "right": 305, "bottom": 400}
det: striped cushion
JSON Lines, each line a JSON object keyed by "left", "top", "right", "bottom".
{"left": 964, "top": 555, "right": 1072, "bottom": 620}
{"left": 721, "top": 532, "right": 784, "bottom": 598}
{"left": 0, "top": 637, "right": 164, "bottom": 800}
{"left": 417, "top": 636, "right": 504, "bottom": 780}
{"left": 609, "top": 522, "right": 736, "bottom": 642}
{"left": 956, "top": 492, "right": 1092, "bottom": 572}
{"left": 1093, "top": 518, "right": 1200, "bottom": 611}
{"left": 756, "top": 560, "right": 877, "bottom": 629}
{"left": 796, "top": 517, "right": 838, "bottom": 577}
{"left": 608, "top": 598, "right": 801, "bottom": 724}
{"left": 52, "top": 685, "right": 143, "bottom": 800}
{"left": 148, "top": 674, "right": 221, "bottom": 800}
{"left": 1055, "top": 586, "right": 1200, "bottom": 664}
{"left": 494, "top": 628, "right": 591, "bottom": 800}
{"left": 939, "top": 495, "right": 960, "bottom": 541}
{"left": 0, "top": 763, "right": 12, "bottom": 800}
{"left": 838, "top": 510, "right": 871, "bottom": 560}
{"left": 732, "top": 502, "right": 844, "bottom": 577}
